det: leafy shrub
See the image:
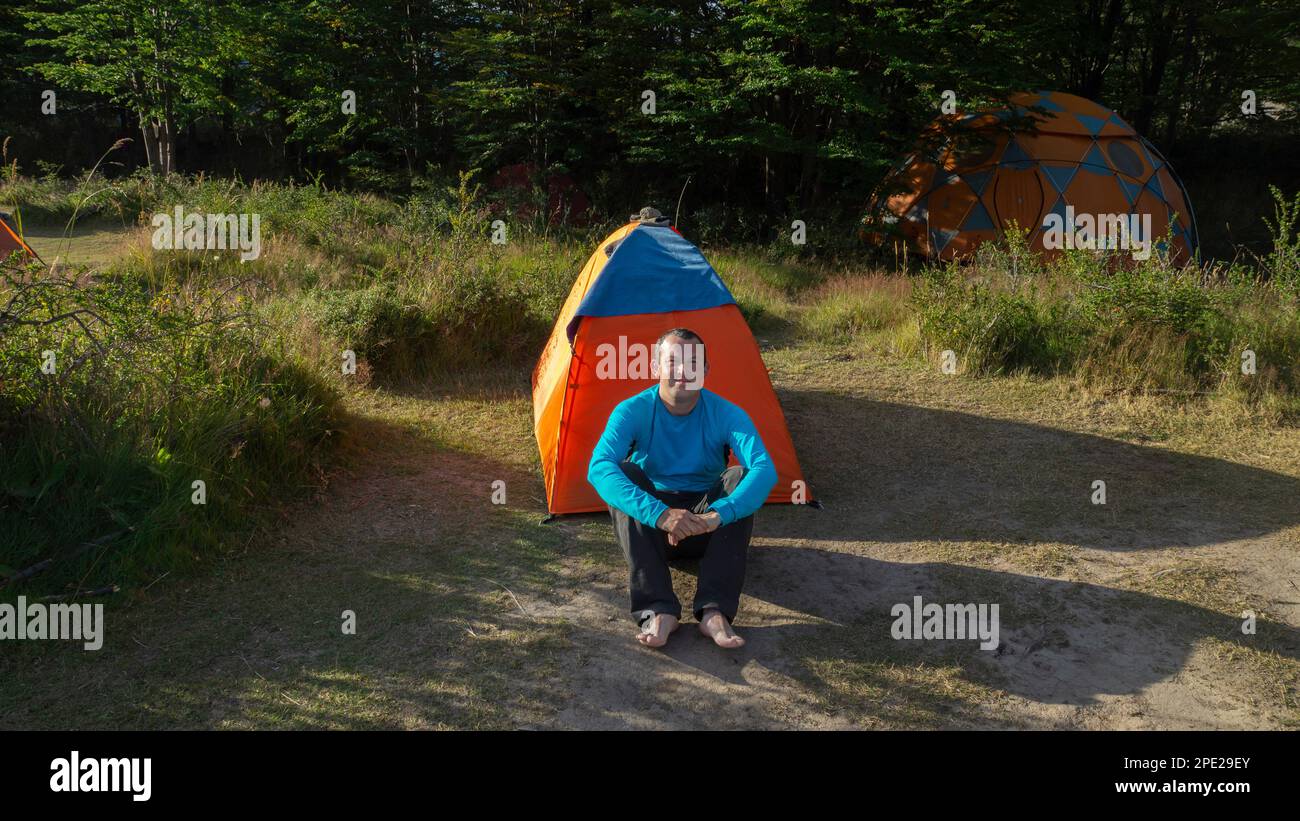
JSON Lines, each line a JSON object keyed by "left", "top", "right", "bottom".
{"left": 0, "top": 261, "right": 341, "bottom": 595}
{"left": 1261, "top": 186, "right": 1300, "bottom": 294}
{"left": 1075, "top": 261, "right": 1229, "bottom": 378}
{"left": 911, "top": 266, "right": 1080, "bottom": 375}
{"left": 306, "top": 261, "right": 546, "bottom": 381}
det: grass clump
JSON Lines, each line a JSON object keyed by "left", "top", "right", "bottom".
{"left": 904, "top": 222, "right": 1300, "bottom": 417}
{"left": 0, "top": 257, "right": 342, "bottom": 596}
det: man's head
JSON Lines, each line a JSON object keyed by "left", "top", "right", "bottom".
{"left": 652, "top": 327, "right": 708, "bottom": 402}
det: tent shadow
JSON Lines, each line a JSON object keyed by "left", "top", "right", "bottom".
{"left": 767, "top": 388, "right": 1300, "bottom": 550}
{"left": 628, "top": 545, "right": 1300, "bottom": 722}
{"left": 748, "top": 545, "right": 1300, "bottom": 713}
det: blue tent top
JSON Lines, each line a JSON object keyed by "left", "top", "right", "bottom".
{"left": 566, "top": 224, "right": 736, "bottom": 341}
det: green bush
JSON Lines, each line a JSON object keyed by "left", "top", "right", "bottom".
{"left": 1261, "top": 186, "right": 1300, "bottom": 294}
{"left": 0, "top": 261, "right": 341, "bottom": 596}
{"left": 911, "top": 266, "right": 1081, "bottom": 375}
{"left": 909, "top": 236, "right": 1300, "bottom": 408}
{"left": 1223, "top": 291, "right": 1300, "bottom": 399}
{"left": 305, "top": 261, "right": 548, "bottom": 381}
{"left": 1075, "top": 262, "right": 1229, "bottom": 378}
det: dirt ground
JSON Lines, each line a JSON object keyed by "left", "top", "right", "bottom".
{"left": 4, "top": 347, "right": 1297, "bottom": 730}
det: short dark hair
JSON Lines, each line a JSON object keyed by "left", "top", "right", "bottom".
{"left": 655, "top": 327, "right": 706, "bottom": 366}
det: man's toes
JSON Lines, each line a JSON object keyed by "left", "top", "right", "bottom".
{"left": 705, "top": 627, "right": 742, "bottom": 648}
{"left": 636, "top": 616, "right": 675, "bottom": 648}
{"left": 698, "top": 612, "right": 744, "bottom": 648}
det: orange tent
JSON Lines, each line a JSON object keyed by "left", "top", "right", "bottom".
{"left": 532, "top": 218, "right": 811, "bottom": 516}
{"left": 875, "top": 91, "right": 1198, "bottom": 263}
{"left": 0, "top": 216, "right": 39, "bottom": 262}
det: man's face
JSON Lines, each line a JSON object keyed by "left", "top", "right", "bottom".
{"left": 653, "top": 335, "right": 707, "bottom": 402}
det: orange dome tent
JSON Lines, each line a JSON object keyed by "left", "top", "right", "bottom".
{"left": 875, "top": 91, "right": 1198, "bottom": 263}
{"left": 0, "top": 214, "right": 39, "bottom": 262}
{"left": 532, "top": 216, "right": 811, "bottom": 517}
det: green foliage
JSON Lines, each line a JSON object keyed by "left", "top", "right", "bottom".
{"left": 801, "top": 277, "right": 912, "bottom": 344}
{"left": 300, "top": 174, "right": 565, "bottom": 381}
{"left": 304, "top": 265, "right": 544, "bottom": 381}
{"left": 1262, "top": 186, "right": 1300, "bottom": 293}
{"left": 21, "top": 0, "right": 238, "bottom": 172}
{"left": 912, "top": 265, "right": 1077, "bottom": 375}
{"left": 0, "top": 260, "right": 341, "bottom": 595}
{"left": 908, "top": 232, "right": 1300, "bottom": 406}
{"left": 7, "top": 0, "right": 1295, "bottom": 244}
{"left": 1074, "top": 262, "right": 1229, "bottom": 376}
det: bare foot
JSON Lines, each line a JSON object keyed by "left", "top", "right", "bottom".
{"left": 636, "top": 613, "right": 679, "bottom": 648}
{"left": 698, "top": 609, "right": 745, "bottom": 649}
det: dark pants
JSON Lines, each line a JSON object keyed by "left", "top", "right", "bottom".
{"left": 609, "top": 461, "right": 753, "bottom": 628}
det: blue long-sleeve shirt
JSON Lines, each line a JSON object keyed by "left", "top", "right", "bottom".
{"left": 588, "top": 387, "right": 778, "bottom": 528}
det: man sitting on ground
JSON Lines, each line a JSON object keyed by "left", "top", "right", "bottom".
{"left": 588, "top": 328, "right": 778, "bottom": 649}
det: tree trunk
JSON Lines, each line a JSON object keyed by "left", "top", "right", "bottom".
{"left": 1164, "top": 14, "right": 1197, "bottom": 148}
{"left": 1078, "top": 0, "right": 1125, "bottom": 100}
{"left": 139, "top": 119, "right": 176, "bottom": 175}
{"left": 140, "top": 121, "right": 160, "bottom": 174}
{"left": 159, "top": 117, "right": 175, "bottom": 174}
{"left": 1134, "top": 8, "right": 1177, "bottom": 135}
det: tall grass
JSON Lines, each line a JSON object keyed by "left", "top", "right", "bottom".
{"left": 800, "top": 275, "right": 916, "bottom": 352}
{"left": 1261, "top": 185, "right": 1300, "bottom": 294}
{"left": 0, "top": 257, "right": 341, "bottom": 595}
{"left": 907, "top": 221, "right": 1300, "bottom": 417}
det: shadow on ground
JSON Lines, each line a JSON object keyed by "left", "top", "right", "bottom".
{"left": 557, "top": 385, "right": 1300, "bottom": 727}
{"left": 6, "top": 385, "right": 1297, "bottom": 730}
{"left": 771, "top": 388, "right": 1300, "bottom": 550}
{"left": 570, "top": 544, "right": 1299, "bottom": 728}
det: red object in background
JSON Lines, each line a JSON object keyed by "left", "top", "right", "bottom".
{"left": 489, "top": 163, "right": 591, "bottom": 226}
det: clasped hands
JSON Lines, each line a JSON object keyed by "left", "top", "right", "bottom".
{"left": 656, "top": 508, "right": 722, "bottom": 546}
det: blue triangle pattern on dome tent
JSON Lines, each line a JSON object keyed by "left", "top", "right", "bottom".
{"left": 1075, "top": 112, "right": 1108, "bottom": 136}
{"left": 1080, "top": 143, "right": 1112, "bottom": 175}
{"left": 963, "top": 169, "right": 992, "bottom": 197}
{"left": 1145, "top": 172, "right": 1166, "bottom": 200}
{"left": 1139, "top": 137, "right": 1164, "bottom": 170}
{"left": 1108, "top": 113, "right": 1131, "bottom": 132}
{"left": 1042, "top": 164, "right": 1077, "bottom": 195}
{"left": 930, "top": 228, "right": 959, "bottom": 254}
{"left": 1040, "top": 196, "right": 1070, "bottom": 236}
{"left": 1001, "top": 138, "right": 1033, "bottom": 170}
{"left": 906, "top": 197, "right": 929, "bottom": 223}
{"left": 1119, "top": 177, "right": 1143, "bottom": 206}
{"left": 1032, "top": 93, "right": 1064, "bottom": 112}
{"left": 961, "top": 200, "right": 996, "bottom": 231}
